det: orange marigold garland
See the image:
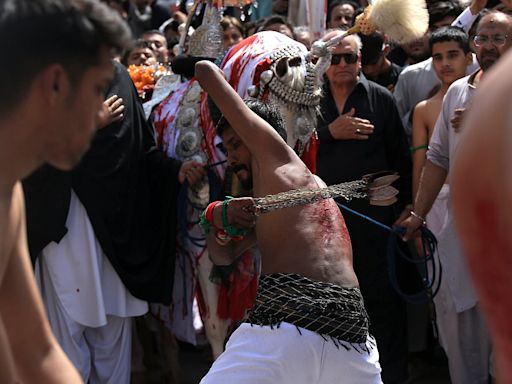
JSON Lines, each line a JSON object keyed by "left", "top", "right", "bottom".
{"left": 127, "top": 64, "right": 170, "bottom": 101}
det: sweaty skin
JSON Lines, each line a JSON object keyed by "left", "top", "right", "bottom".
{"left": 196, "top": 60, "right": 358, "bottom": 288}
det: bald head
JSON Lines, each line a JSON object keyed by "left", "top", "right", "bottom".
{"left": 478, "top": 11, "right": 512, "bottom": 33}
{"left": 474, "top": 11, "right": 512, "bottom": 71}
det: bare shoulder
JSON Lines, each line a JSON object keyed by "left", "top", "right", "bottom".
{"left": 8, "top": 183, "right": 24, "bottom": 233}
{"left": 256, "top": 156, "right": 314, "bottom": 196}
{"left": 413, "top": 99, "right": 427, "bottom": 119}
{"left": 412, "top": 100, "right": 429, "bottom": 132}
{"left": 414, "top": 96, "right": 442, "bottom": 132}
{"left": 313, "top": 174, "right": 327, "bottom": 188}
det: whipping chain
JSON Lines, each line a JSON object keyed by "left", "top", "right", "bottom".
{"left": 252, "top": 179, "right": 368, "bottom": 215}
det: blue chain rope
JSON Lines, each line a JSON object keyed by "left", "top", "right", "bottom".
{"left": 336, "top": 200, "right": 442, "bottom": 304}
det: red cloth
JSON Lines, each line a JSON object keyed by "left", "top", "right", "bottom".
{"left": 217, "top": 250, "right": 258, "bottom": 321}
{"left": 299, "top": 136, "right": 318, "bottom": 174}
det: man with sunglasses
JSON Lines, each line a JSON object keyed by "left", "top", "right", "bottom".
{"left": 398, "top": 11, "right": 512, "bottom": 383}
{"left": 316, "top": 30, "right": 413, "bottom": 384}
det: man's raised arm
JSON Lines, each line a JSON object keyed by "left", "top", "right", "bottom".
{"left": 195, "top": 60, "right": 293, "bottom": 161}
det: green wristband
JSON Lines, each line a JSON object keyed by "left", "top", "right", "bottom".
{"left": 199, "top": 209, "right": 213, "bottom": 234}
{"left": 221, "top": 197, "right": 248, "bottom": 237}
{"left": 410, "top": 144, "right": 429, "bottom": 154}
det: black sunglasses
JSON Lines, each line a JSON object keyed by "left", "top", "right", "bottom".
{"left": 331, "top": 53, "right": 358, "bottom": 65}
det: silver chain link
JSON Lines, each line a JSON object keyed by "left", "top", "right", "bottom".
{"left": 253, "top": 180, "right": 368, "bottom": 215}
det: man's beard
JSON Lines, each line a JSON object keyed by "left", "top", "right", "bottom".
{"left": 478, "top": 51, "right": 500, "bottom": 71}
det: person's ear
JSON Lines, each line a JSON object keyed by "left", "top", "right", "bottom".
{"left": 383, "top": 44, "right": 390, "bottom": 57}
{"left": 465, "top": 52, "right": 473, "bottom": 66}
{"left": 40, "top": 64, "right": 69, "bottom": 105}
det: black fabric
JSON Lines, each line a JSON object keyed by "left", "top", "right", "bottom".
{"left": 245, "top": 273, "right": 370, "bottom": 348}
{"left": 361, "top": 274, "right": 408, "bottom": 384}
{"left": 366, "top": 62, "right": 403, "bottom": 90}
{"left": 149, "top": 1, "right": 173, "bottom": 31}
{"left": 23, "top": 61, "right": 182, "bottom": 304}
{"left": 127, "top": 1, "right": 172, "bottom": 37}
{"left": 387, "top": 45, "right": 407, "bottom": 67}
{"left": 341, "top": 200, "right": 410, "bottom": 383}
{"left": 170, "top": 55, "right": 215, "bottom": 78}
{"left": 23, "top": 166, "right": 71, "bottom": 259}
{"left": 317, "top": 74, "right": 412, "bottom": 208}
{"left": 316, "top": 75, "right": 413, "bottom": 382}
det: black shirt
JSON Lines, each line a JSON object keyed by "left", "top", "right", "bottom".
{"left": 316, "top": 76, "right": 415, "bottom": 384}
{"left": 365, "top": 62, "right": 403, "bottom": 90}
{"left": 317, "top": 74, "right": 412, "bottom": 207}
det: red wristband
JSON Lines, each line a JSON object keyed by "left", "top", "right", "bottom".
{"left": 205, "top": 201, "right": 222, "bottom": 229}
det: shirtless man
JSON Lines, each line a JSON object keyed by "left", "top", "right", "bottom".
{"left": 195, "top": 61, "right": 381, "bottom": 383}
{"left": 409, "top": 26, "right": 477, "bottom": 384}
{"left": 0, "top": 0, "right": 130, "bottom": 382}
{"left": 411, "top": 26, "right": 472, "bottom": 200}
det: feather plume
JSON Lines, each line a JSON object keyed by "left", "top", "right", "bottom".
{"left": 367, "top": 0, "right": 429, "bottom": 44}
{"left": 315, "top": 0, "right": 429, "bottom": 53}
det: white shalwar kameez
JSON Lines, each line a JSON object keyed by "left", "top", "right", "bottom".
{"left": 426, "top": 74, "right": 491, "bottom": 384}
{"left": 36, "top": 191, "right": 148, "bottom": 384}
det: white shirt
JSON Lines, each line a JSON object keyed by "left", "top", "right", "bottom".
{"left": 40, "top": 191, "right": 148, "bottom": 327}
{"left": 426, "top": 74, "right": 478, "bottom": 313}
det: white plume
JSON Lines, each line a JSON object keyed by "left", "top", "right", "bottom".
{"left": 369, "top": 0, "right": 429, "bottom": 44}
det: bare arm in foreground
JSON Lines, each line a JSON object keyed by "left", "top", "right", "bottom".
{"left": 452, "top": 50, "right": 512, "bottom": 384}
{"left": 0, "top": 184, "right": 82, "bottom": 383}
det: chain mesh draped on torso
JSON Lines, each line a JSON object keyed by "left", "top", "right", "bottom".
{"left": 245, "top": 273, "right": 370, "bottom": 345}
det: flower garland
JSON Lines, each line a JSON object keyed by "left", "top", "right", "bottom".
{"left": 127, "top": 64, "right": 170, "bottom": 101}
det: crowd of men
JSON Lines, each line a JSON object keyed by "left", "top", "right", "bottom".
{"left": 1, "top": 0, "right": 512, "bottom": 383}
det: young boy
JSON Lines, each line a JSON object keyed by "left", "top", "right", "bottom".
{"left": 411, "top": 26, "right": 472, "bottom": 200}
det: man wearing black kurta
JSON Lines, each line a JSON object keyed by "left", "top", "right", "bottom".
{"left": 316, "top": 31, "right": 413, "bottom": 384}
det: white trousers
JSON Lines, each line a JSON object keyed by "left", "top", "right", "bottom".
{"left": 428, "top": 187, "right": 491, "bottom": 383}
{"left": 37, "top": 257, "right": 132, "bottom": 384}
{"left": 201, "top": 322, "right": 382, "bottom": 384}
{"left": 434, "top": 280, "right": 491, "bottom": 384}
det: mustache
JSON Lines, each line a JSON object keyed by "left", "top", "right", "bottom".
{"left": 480, "top": 48, "right": 499, "bottom": 55}
{"left": 232, "top": 164, "right": 249, "bottom": 173}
